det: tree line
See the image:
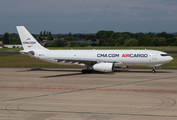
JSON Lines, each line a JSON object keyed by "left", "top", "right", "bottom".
{"left": 1, "top": 30, "right": 177, "bottom": 47}
{"left": 97, "top": 31, "right": 177, "bottom": 46}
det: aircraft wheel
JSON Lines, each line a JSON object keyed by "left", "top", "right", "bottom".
{"left": 87, "top": 70, "right": 93, "bottom": 73}
{"left": 152, "top": 67, "right": 156, "bottom": 73}
{"left": 152, "top": 70, "right": 156, "bottom": 73}
{"left": 81, "top": 69, "right": 87, "bottom": 73}
{"left": 81, "top": 69, "right": 93, "bottom": 73}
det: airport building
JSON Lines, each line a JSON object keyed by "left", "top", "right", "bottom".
{"left": 3, "top": 44, "right": 22, "bottom": 48}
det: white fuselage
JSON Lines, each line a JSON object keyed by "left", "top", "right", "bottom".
{"left": 33, "top": 49, "right": 173, "bottom": 67}
{"left": 16, "top": 26, "right": 173, "bottom": 73}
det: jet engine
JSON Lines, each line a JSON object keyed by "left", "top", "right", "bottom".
{"left": 92, "top": 63, "right": 114, "bottom": 72}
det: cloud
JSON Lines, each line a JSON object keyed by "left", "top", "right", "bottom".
{"left": 0, "top": 0, "right": 177, "bottom": 33}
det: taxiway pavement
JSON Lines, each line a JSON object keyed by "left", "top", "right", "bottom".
{"left": 0, "top": 68, "right": 177, "bottom": 120}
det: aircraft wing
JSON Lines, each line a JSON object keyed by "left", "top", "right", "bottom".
{"left": 53, "top": 57, "right": 117, "bottom": 65}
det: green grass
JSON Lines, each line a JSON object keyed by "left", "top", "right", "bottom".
{"left": 0, "top": 46, "right": 177, "bottom": 52}
{"left": 48, "top": 46, "right": 177, "bottom": 51}
{"left": 0, "top": 54, "right": 176, "bottom": 69}
{"left": 0, "top": 47, "right": 176, "bottom": 68}
{"left": 0, "top": 55, "right": 83, "bottom": 68}
{"left": 0, "top": 48, "right": 22, "bottom": 52}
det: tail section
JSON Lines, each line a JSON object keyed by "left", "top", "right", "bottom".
{"left": 16, "top": 26, "right": 48, "bottom": 50}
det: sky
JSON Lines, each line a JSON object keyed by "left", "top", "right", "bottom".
{"left": 0, "top": 0, "right": 177, "bottom": 34}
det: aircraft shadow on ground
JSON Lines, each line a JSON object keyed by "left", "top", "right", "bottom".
{"left": 17, "top": 68, "right": 82, "bottom": 72}
{"left": 40, "top": 70, "right": 172, "bottom": 78}
{"left": 114, "top": 69, "right": 173, "bottom": 73}
{"left": 17, "top": 68, "right": 115, "bottom": 74}
{"left": 17, "top": 68, "right": 173, "bottom": 78}
{"left": 40, "top": 70, "right": 115, "bottom": 78}
{"left": 41, "top": 73, "right": 83, "bottom": 78}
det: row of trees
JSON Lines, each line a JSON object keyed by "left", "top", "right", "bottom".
{"left": 1, "top": 33, "right": 21, "bottom": 44}
{"left": 1, "top": 30, "right": 177, "bottom": 47}
{"left": 55, "top": 32, "right": 96, "bottom": 41}
{"left": 40, "top": 31, "right": 53, "bottom": 40}
{"left": 97, "top": 31, "right": 177, "bottom": 46}
{"left": 44, "top": 40, "right": 98, "bottom": 47}
{"left": 99, "top": 37, "right": 177, "bottom": 46}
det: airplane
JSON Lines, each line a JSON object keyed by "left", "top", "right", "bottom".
{"left": 16, "top": 26, "right": 173, "bottom": 73}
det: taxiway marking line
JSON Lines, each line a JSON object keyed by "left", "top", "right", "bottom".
{"left": 1, "top": 76, "right": 176, "bottom": 102}
{"left": 1, "top": 87, "right": 177, "bottom": 93}
{"left": 0, "top": 109, "right": 177, "bottom": 118}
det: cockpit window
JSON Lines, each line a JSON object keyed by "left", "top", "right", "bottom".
{"left": 161, "top": 54, "right": 169, "bottom": 56}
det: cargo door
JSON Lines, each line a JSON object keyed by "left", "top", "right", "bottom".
{"left": 152, "top": 52, "right": 157, "bottom": 60}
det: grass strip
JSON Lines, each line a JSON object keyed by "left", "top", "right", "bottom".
{"left": 1, "top": 46, "right": 177, "bottom": 52}
{"left": 0, "top": 54, "right": 176, "bottom": 68}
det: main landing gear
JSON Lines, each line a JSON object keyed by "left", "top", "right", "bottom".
{"left": 82, "top": 64, "right": 93, "bottom": 73}
{"left": 152, "top": 67, "right": 156, "bottom": 73}
{"left": 81, "top": 69, "right": 93, "bottom": 73}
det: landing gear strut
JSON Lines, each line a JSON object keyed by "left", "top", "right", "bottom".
{"left": 81, "top": 64, "right": 93, "bottom": 74}
{"left": 81, "top": 69, "right": 93, "bottom": 73}
{"left": 152, "top": 67, "right": 156, "bottom": 73}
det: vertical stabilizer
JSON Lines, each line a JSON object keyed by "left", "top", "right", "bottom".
{"left": 16, "top": 26, "right": 48, "bottom": 50}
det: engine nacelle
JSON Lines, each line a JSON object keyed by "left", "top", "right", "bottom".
{"left": 92, "top": 63, "right": 114, "bottom": 72}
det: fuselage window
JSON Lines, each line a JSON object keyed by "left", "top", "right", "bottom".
{"left": 161, "top": 54, "right": 169, "bottom": 56}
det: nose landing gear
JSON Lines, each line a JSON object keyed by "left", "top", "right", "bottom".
{"left": 152, "top": 67, "right": 156, "bottom": 73}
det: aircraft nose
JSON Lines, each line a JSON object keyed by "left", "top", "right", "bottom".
{"left": 169, "top": 56, "right": 173, "bottom": 61}
{"left": 171, "top": 56, "right": 173, "bottom": 61}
